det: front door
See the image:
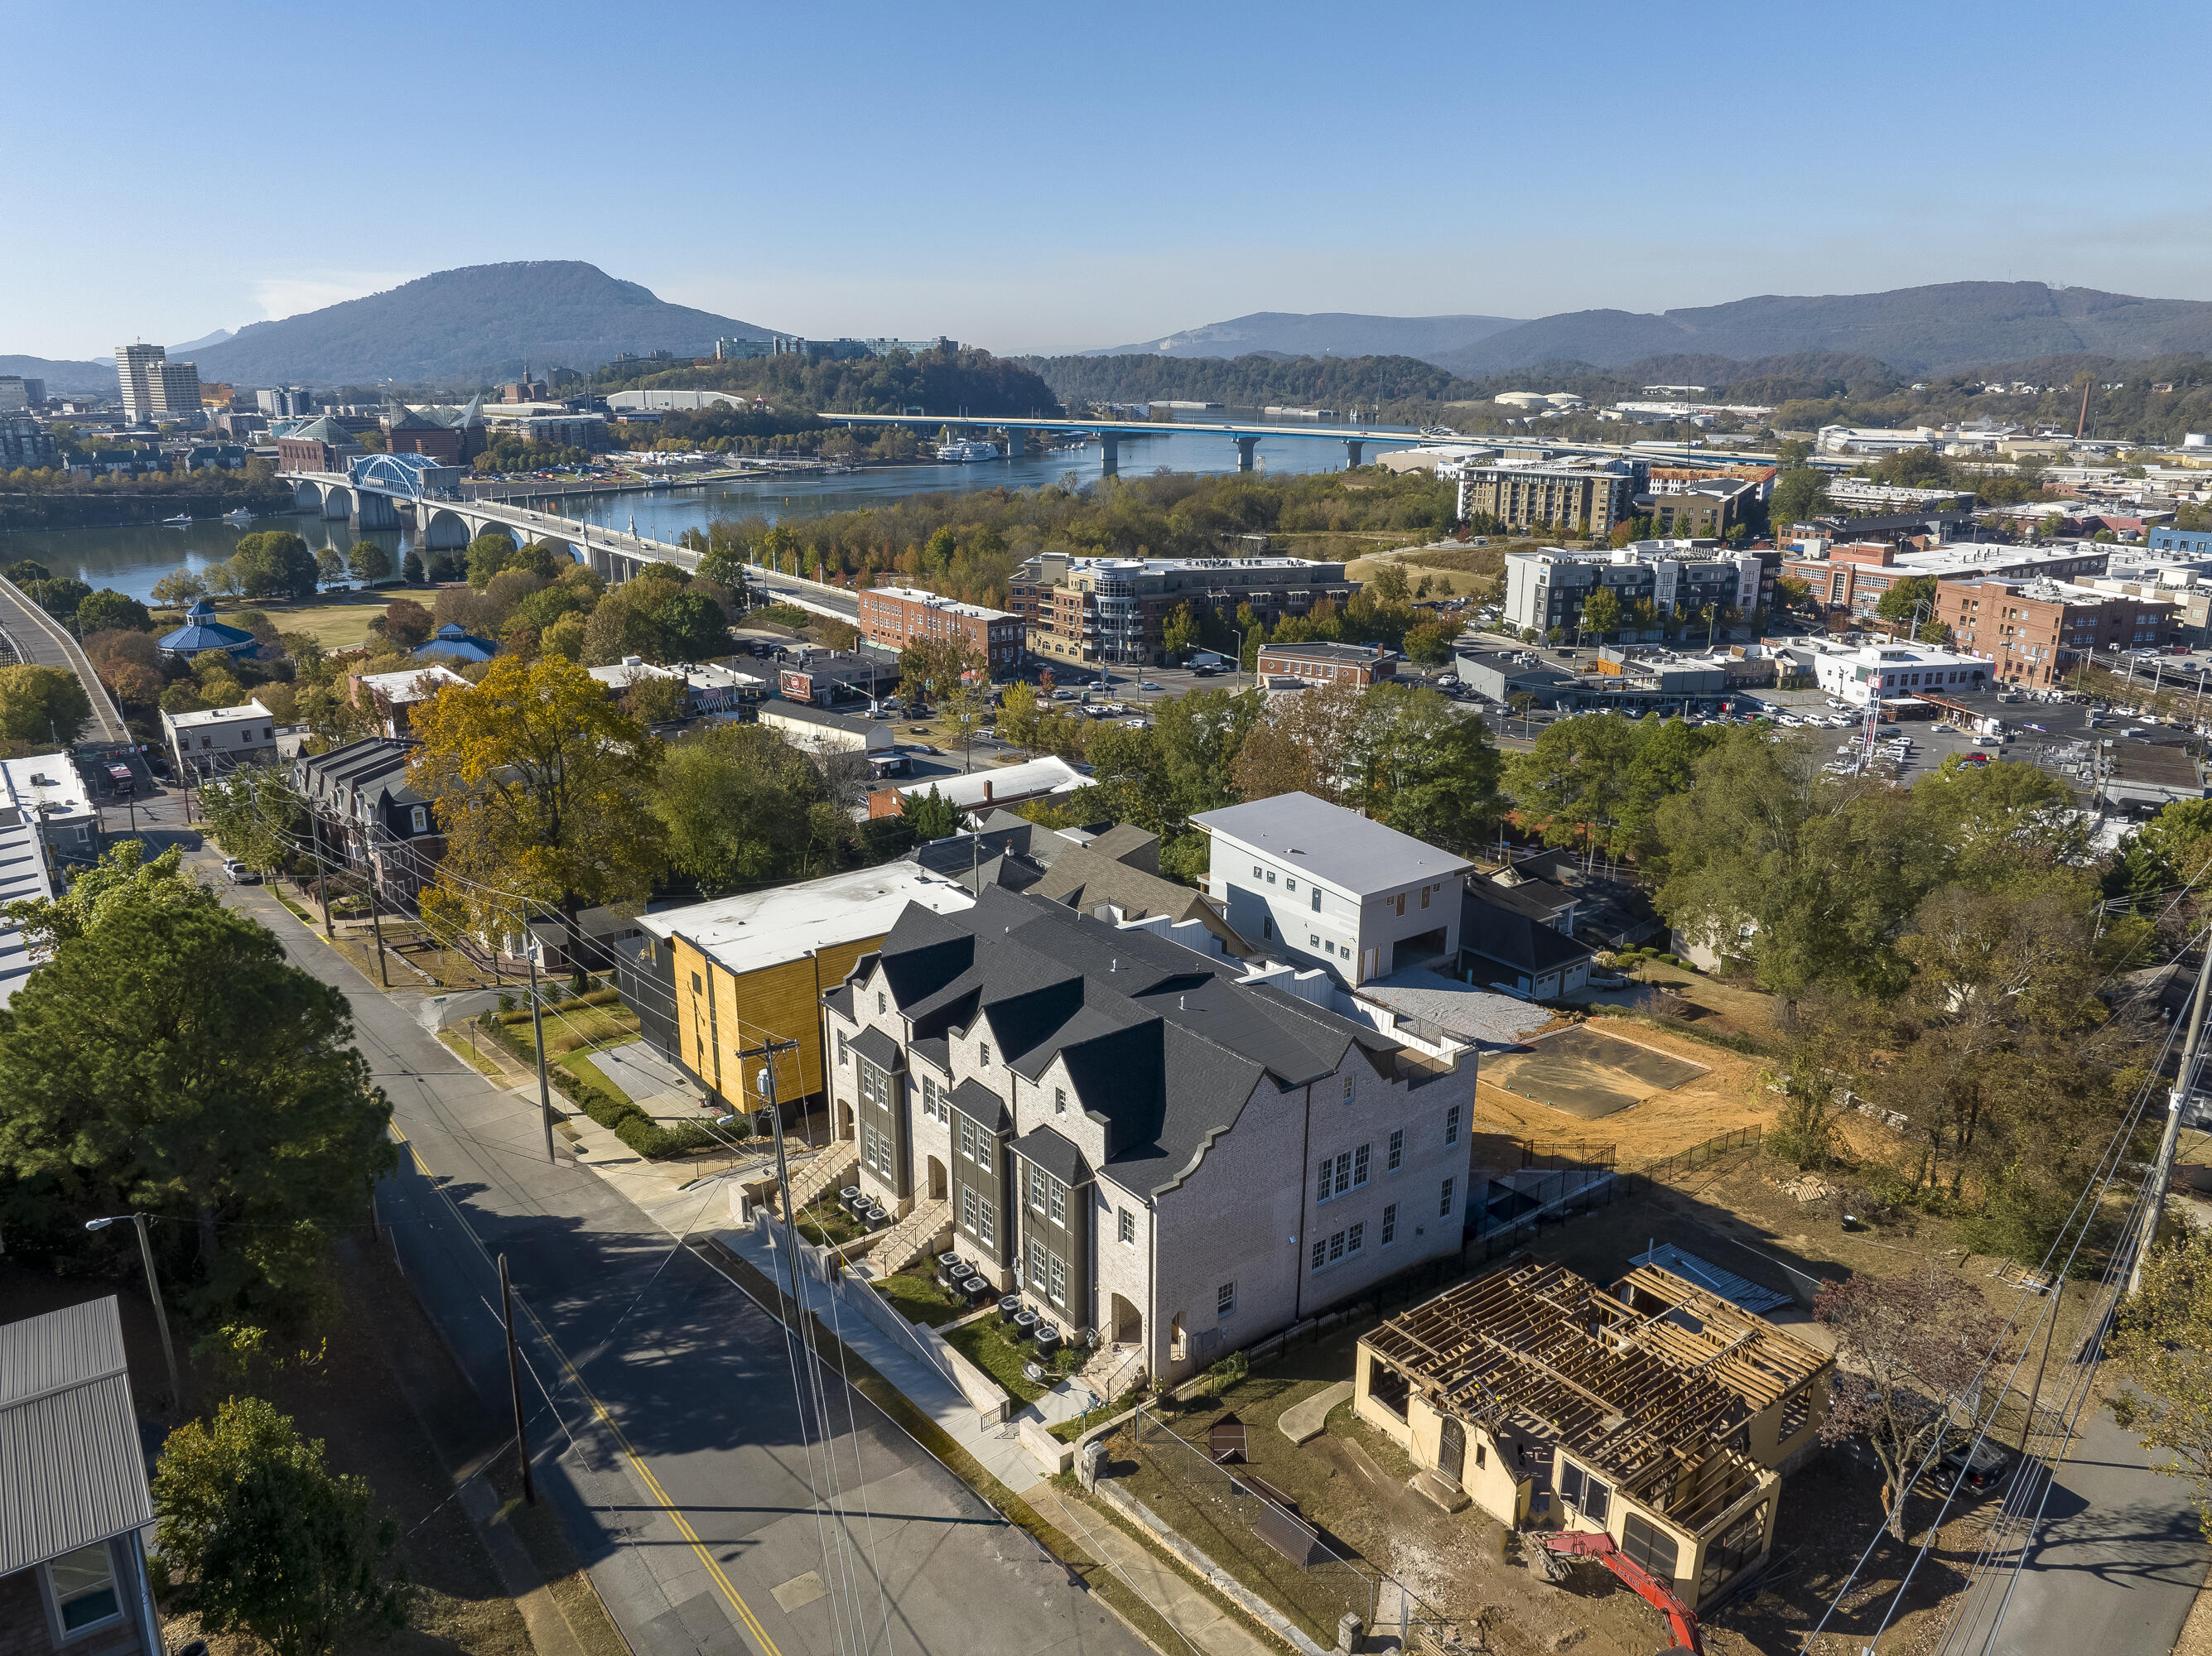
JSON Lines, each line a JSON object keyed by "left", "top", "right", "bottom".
{"left": 1439, "top": 1415, "right": 1466, "bottom": 1484}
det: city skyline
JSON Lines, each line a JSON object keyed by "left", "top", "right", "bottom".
{"left": 6, "top": 1, "right": 2212, "bottom": 361}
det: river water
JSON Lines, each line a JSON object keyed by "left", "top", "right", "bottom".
{"left": 2, "top": 415, "right": 1430, "bottom": 604}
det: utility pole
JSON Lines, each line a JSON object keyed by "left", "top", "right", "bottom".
{"left": 524, "top": 937, "right": 557, "bottom": 1163}
{"left": 308, "top": 811, "right": 333, "bottom": 938}
{"left": 742, "top": 1036, "right": 809, "bottom": 1299}
{"left": 85, "top": 1215, "right": 179, "bottom": 1412}
{"left": 499, "top": 1253, "right": 536, "bottom": 1504}
{"left": 2132, "top": 930, "right": 2212, "bottom": 1294}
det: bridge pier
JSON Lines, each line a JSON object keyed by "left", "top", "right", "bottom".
{"left": 1005, "top": 427, "right": 1026, "bottom": 459}
{"left": 1234, "top": 436, "right": 1260, "bottom": 473}
{"left": 354, "top": 491, "right": 402, "bottom": 531}
{"left": 1344, "top": 440, "right": 1365, "bottom": 469}
{"left": 1099, "top": 433, "right": 1120, "bottom": 477}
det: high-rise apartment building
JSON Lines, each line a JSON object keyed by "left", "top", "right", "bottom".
{"left": 256, "top": 387, "right": 316, "bottom": 417}
{"left": 116, "top": 344, "right": 163, "bottom": 423}
{"left": 1010, "top": 553, "right": 1354, "bottom": 667}
{"left": 114, "top": 344, "right": 200, "bottom": 423}
{"left": 0, "top": 377, "right": 45, "bottom": 412}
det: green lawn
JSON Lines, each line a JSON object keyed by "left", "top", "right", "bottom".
{"left": 875, "top": 1264, "right": 970, "bottom": 1328}
{"left": 943, "top": 1314, "right": 1081, "bottom": 1404}
{"left": 796, "top": 1196, "right": 870, "bottom": 1249}
{"left": 556, "top": 1048, "right": 629, "bottom": 1103}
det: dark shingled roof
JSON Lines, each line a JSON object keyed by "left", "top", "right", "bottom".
{"left": 1460, "top": 891, "right": 1595, "bottom": 976}
{"left": 851, "top": 1026, "right": 904, "bottom": 1071}
{"left": 1011, "top": 1123, "right": 1089, "bottom": 1187}
{"left": 950, "top": 1077, "right": 1010, "bottom": 1133}
{"left": 865, "top": 885, "right": 1409, "bottom": 1196}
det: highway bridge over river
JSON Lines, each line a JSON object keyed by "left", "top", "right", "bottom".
{"left": 281, "top": 465, "right": 864, "bottom": 621}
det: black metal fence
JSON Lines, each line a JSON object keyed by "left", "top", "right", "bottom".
{"left": 1634, "top": 1124, "right": 1764, "bottom": 1185}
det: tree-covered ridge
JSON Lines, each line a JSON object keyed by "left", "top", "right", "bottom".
{"left": 692, "top": 468, "right": 1458, "bottom": 609}
{"left": 602, "top": 344, "right": 1059, "bottom": 419}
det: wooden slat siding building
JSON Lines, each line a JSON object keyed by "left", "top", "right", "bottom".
{"left": 1354, "top": 1253, "right": 1830, "bottom": 1610}
{"left": 619, "top": 865, "right": 974, "bottom": 1123}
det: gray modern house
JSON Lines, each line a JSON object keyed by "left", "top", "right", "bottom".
{"left": 0, "top": 1297, "right": 164, "bottom": 1656}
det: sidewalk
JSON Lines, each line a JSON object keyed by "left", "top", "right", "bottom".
{"left": 712, "top": 1220, "right": 1046, "bottom": 1494}
{"left": 1029, "top": 1484, "right": 1275, "bottom": 1656}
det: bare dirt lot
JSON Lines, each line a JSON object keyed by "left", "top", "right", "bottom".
{"left": 1471, "top": 1014, "right": 1779, "bottom": 1164}
{"left": 1482, "top": 1024, "right": 1711, "bottom": 1120}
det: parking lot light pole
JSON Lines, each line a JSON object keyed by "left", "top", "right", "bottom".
{"left": 84, "top": 1216, "right": 180, "bottom": 1409}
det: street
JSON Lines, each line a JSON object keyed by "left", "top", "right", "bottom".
{"left": 1937, "top": 1398, "right": 2207, "bottom": 1656}
{"left": 190, "top": 845, "right": 1143, "bottom": 1656}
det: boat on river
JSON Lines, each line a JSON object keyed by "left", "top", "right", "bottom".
{"left": 935, "top": 439, "right": 1000, "bottom": 463}
{"left": 159, "top": 513, "right": 193, "bottom": 527}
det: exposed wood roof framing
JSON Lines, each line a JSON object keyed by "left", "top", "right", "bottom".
{"left": 1362, "top": 1254, "right": 1827, "bottom": 1527}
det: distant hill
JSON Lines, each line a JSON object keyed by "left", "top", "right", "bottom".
{"left": 1431, "top": 283, "right": 2212, "bottom": 376}
{"left": 189, "top": 262, "right": 780, "bottom": 387}
{"left": 0, "top": 354, "right": 117, "bottom": 395}
{"left": 1084, "top": 311, "right": 1521, "bottom": 362}
{"left": 170, "top": 328, "right": 234, "bottom": 354}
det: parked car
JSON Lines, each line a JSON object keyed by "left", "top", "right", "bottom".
{"left": 221, "top": 859, "right": 260, "bottom": 885}
{"left": 1938, "top": 1439, "right": 2013, "bottom": 1496}
{"left": 1138, "top": 680, "right": 1164, "bottom": 691}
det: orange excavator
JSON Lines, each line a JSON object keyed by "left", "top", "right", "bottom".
{"left": 1531, "top": 1530, "right": 1702, "bottom": 1654}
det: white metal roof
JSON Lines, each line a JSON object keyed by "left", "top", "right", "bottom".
{"left": 639, "top": 863, "right": 974, "bottom": 973}
{"left": 163, "top": 697, "right": 272, "bottom": 730}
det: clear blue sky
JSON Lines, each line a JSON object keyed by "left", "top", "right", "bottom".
{"left": 7, "top": 0, "right": 2211, "bottom": 361}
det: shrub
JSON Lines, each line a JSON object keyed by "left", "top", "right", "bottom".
{"left": 614, "top": 1114, "right": 718, "bottom": 1158}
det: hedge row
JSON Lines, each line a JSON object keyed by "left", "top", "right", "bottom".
{"left": 475, "top": 1014, "right": 720, "bottom": 1159}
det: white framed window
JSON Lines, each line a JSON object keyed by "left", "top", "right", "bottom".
{"left": 977, "top": 1042, "right": 990, "bottom": 1067}
{"left": 1353, "top": 1143, "right": 1370, "bottom": 1187}
{"left": 963, "top": 1188, "right": 978, "bottom": 1233}
{"left": 1347, "top": 1220, "right": 1364, "bottom": 1255}
{"left": 411, "top": 804, "right": 428, "bottom": 833}
{"left": 1049, "top": 1182, "right": 1066, "bottom": 1224}
{"left": 1119, "top": 1208, "right": 1135, "bottom": 1244}
{"left": 1028, "top": 1165, "right": 1046, "bottom": 1214}
{"left": 47, "top": 1540, "right": 123, "bottom": 1636}
{"left": 1439, "top": 1177, "right": 1456, "bottom": 1218}
{"left": 877, "top": 991, "right": 886, "bottom": 1013}
{"left": 1342, "top": 1076, "right": 1355, "bottom": 1104}
{"left": 976, "top": 1134, "right": 991, "bottom": 1175}
{"left": 837, "top": 1033, "right": 849, "bottom": 1067}
{"left": 959, "top": 1118, "right": 976, "bottom": 1162}
{"left": 1048, "top": 1251, "right": 1067, "bottom": 1304}
{"left": 1217, "top": 1281, "right": 1236, "bottom": 1319}
{"left": 1388, "top": 1129, "right": 1403, "bottom": 1172}
{"left": 1311, "top": 1238, "right": 1327, "bottom": 1271}
{"left": 977, "top": 1198, "right": 995, "bottom": 1246}
{"left": 1055, "top": 1086, "right": 1067, "bottom": 1114}
{"left": 1328, "top": 1229, "right": 1346, "bottom": 1263}
{"left": 1444, "top": 1105, "right": 1461, "bottom": 1147}
{"left": 1316, "top": 1159, "right": 1333, "bottom": 1204}
{"left": 1333, "top": 1152, "right": 1352, "bottom": 1196}
{"left": 1381, "top": 1202, "right": 1398, "bottom": 1246}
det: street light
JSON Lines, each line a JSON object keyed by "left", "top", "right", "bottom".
{"left": 84, "top": 1215, "right": 181, "bottom": 1409}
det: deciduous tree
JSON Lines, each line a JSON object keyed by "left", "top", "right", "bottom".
{"left": 0, "top": 662, "right": 93, "bottom": 744}
{"left": 155, "top": 1396, "right": 408, "bottom": 1656}
{"left": 1816, "top": 1268, "right": 2010, "bottom": 1541}
{"left": 348, "top": 541, "right": 393, "bottom": 585}
{"left": 408, "top": 655, "right": 663, "bottom": 967}
{"left": 77, "top": 589, "right": 152, "bottom": 635}
{"left": 648, "top": 723, "right": 846, "bottom": 892}
{"left": 2109, "top": 1233, "right": 2212, "bottom": 1542}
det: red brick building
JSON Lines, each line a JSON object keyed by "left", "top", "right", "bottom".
{"left": 273, "top": 414, "right": 362, "bottom": 474}
{"left": 856, "top": 585, "right": 1024, "bottom": 672}
{"left": 1935, "top": 576, "right": 2176, "bottom": 688}
{"left": 1255, "top": 641, "right": 1398, "bottom": 687}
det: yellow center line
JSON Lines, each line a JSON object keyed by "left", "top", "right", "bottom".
{"left": 385, "top": 1125, "right": 783, "bottom": 1655}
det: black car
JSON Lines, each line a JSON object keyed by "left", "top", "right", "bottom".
{"left": 1939, "top": 1438, "right": 2013, "bottom": 1495}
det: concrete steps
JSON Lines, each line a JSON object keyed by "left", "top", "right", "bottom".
{"left": 784, "top": 1145, "right": 857, "bottom": 1215}
{"left": 860, "top": 1198, "right": 951, "bottom": 1280}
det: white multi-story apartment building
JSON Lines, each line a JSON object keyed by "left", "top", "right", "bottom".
{"left": 1193, "top": 792, "right": 1472, "bottom": 987}
{"left": 1504, "top": 544, "right": 1764, "bottom": 639}
{"left": 822, "top": 884, "right": 1477, "bottom": 1388}
{"left": 161, "top": 699, "right": 278, "bottom": 780}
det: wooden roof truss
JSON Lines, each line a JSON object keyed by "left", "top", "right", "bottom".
{"left": 1362, "top": 1256, "right": 1815, "bottom": 1526}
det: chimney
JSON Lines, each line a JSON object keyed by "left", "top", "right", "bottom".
{"left": 983, "top": 779, "right": 993, "bottom": 801}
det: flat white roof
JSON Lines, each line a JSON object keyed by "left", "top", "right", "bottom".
{"left": 890, "top": 755, "right": 1087, "bottom": 809}
{"left": 863, "top": 585, "right": 1015, "bottom": 623}
{"left": 355, "top": 666, "right": 468, "bottom": 701}
{"left": 1, "top": 753, "right": 91, "bottom": 820}
{"left": 639, "top": 863, "right": 975, "bottom": 971}
{"left": 165, "top": 698, "right": 272, "bottom": 729}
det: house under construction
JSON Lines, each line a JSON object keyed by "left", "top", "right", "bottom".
{"left": 1354, "top": 1253, "right": 1832, "bottom": 1610}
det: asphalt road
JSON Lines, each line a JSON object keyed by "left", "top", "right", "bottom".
{"left": 187, "top": 844, "right": 1141, "bottom": 1656}
{"left": 0, "top": 573, "right": 128, "bottom": 744}
{"left": 1936, "top": 1399, "right": 2208, "bottom": 1656}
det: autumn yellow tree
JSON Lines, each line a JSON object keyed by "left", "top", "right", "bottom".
{"left": 407, "top": 655, "right": 663, "bottom": 970}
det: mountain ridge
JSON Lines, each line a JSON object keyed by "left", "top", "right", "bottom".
{"left": 188, "top": 262, "right": 778, "bottom": 387}
{"left": 1084, "top": 310, "right": 1521, "bottom": 362}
